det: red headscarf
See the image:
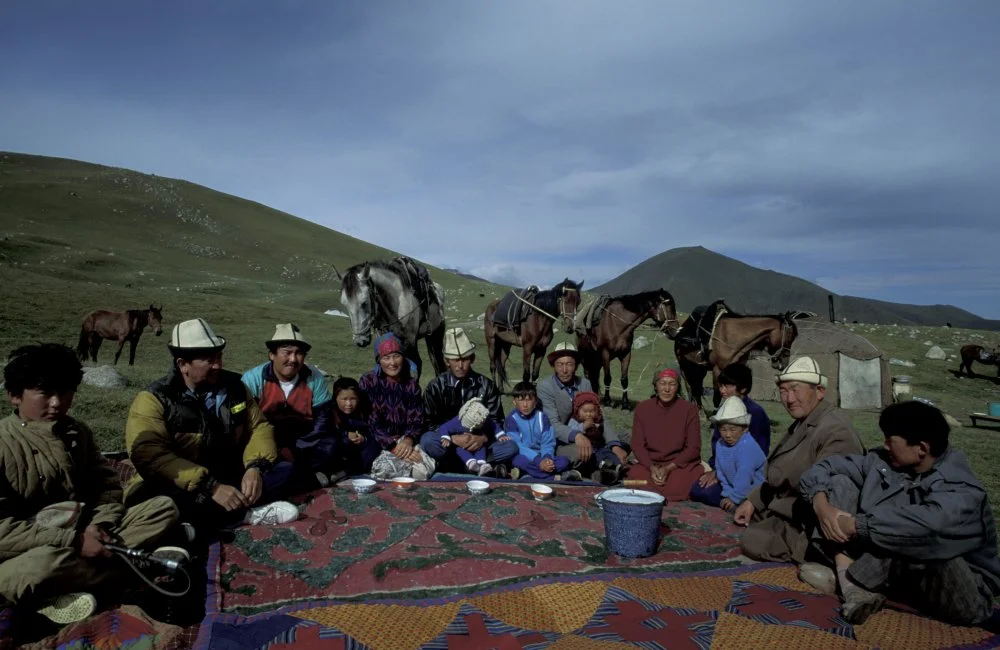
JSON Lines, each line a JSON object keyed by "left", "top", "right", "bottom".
{"left": 656, "top": 368, "right": 680, "bottom": 382}
{"left": 572, "top": 391, "right": 603, "bottom": 423}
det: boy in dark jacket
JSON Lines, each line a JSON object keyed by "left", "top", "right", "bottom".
{"left": 799, "top": 400, "right": 1000, "bottom": 626}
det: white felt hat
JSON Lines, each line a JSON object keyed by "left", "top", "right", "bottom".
{"left": 443, "top": 327, "right": 476, "bottom": 359}
{"left": 711, "top": 396, "right": 751, "bottom": 426}
{"left": 168, "top": 318, "right": 226, "bottom": 351}
{"left": 776, "top": 356, "right": 827, "bottom": 387}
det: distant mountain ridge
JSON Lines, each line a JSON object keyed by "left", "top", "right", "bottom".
{"left": 593, "top": 246, "right": 999, "bottom": 330}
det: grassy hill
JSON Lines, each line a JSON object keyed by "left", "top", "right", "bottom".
{"left": 2, "top": 152, "right": 1000, "bottom": 504}
{"left": 594, "top": 246, "right": 999, "bottom": 329}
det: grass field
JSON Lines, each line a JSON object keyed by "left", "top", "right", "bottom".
{"left": 2, "top": 151, "right": 999, "bottom": 503}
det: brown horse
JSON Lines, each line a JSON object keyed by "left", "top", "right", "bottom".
{"left": 484, "top": 279, "right": 583, "bottom": 388}
{"left": 576, "top": 289, "right": 681, "bottom": 410}
{"left": 77, "top": 305, "right": 163, "bottom": 366}
{"left": 959, "top": 344, "right": 1000, "bottom": 377}
{"left": 675, "top": 302, "right": 797, "bottom": 412}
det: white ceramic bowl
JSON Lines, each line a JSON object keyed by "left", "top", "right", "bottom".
{"left": 352, "top": 478, "right": 377, "bottom": 494}
{"left": 392, "top": 477, "right": 417, "bottom": 491}
{"left": 530, "top": 483, "right": 554, "bottom": 501}
{"left": 467, "top": 480, "right": 490, "bottom": 495}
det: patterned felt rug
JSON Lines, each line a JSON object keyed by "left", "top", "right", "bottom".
{"left": 196, "top": 564, "right": 1000, "bottom": 650}
{"left": 211, "top": 483, "right": 743, "bottom": 614}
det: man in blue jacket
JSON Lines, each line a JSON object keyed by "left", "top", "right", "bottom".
{"left": 799, "top": 400, "right": 1000, "bottom": 626}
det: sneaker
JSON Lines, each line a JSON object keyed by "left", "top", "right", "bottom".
{"left": 327, "top": 470, "right": 348, "bottom": 485}
{"left": 562, "top": 470, "right": 583, "bottom": 482}
{"left": 510, "top": 467, "right": 521, "bottom": 480}
{"left": 600, "top": 464, "right": 622, "bottom": 485}
{"left": 841, "top": 588, "right": 886, "bottom": 624}
{"left": 411, "top": 464, "right": 430, "bottom": 481}
{"left": 494, "top": 465, "right": 510, "bottom": 479}
{"left": 180, "top": 522, "right": 197, "bottom": 543}
{"left": 37, "top": 592, "right": 97, "bottom": 625}
{"left": 797, "top": 563, "right": 837, "bottom": 595}
{"left": 466, "top": 458, "right": 479, "bottom": 473}
{"left": 315, "top": 471, "right": 331, "bottom": 488}
{"left": 478, "top": 462, "right": 493, "bottom": 477}
{"left": 245, "top": 501, "right": 299, "bottom": 526}
{"left": 151, "top": 546, "right": 191, "bottom": 568}
{"left": 554, "top": 473, "right": 563, "bottom": 481}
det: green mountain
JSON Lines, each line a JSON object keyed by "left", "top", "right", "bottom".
{"left": 593, "top": 246, "right": 998, "bottom": 329}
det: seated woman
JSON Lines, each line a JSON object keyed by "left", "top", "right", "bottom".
{"left": 358, "top": 333, "right": 435, "bottom": 480}
{"left": 629, "top": 368, "right": 703, "bottom": 500}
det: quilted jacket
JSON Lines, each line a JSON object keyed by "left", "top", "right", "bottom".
{"left": 0, "top": 414, "right": 124, "bottom": 561}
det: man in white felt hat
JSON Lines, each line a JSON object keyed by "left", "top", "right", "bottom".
{"left": 536, "top": 342, "right": 593, "bottom": 481}
{"left": 125, "top": 319, "right": 299, "bottom": 539}
{"left": 734, "top": 356, "right": 863, "bottom": 570}
{"left": 242, "top": 324, "right": 342, "bottom": 488}
{"left": 419, "top": 327, "right": 517, "bottom": 476}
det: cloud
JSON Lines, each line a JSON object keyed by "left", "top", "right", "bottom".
{"left": 1, "top": 1, "right": 998, "bottom": 316}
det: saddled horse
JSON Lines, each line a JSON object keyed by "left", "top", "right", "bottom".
{"left": 334, "top": 256, "right": 446, "bottom": 380}
{"left": 576, "top": 289, "right": 681, "bottom": 410}
{"left": 484, "top": 279, "right": 583, "bottom": 388}
{"left": 959, "top": 344, "right": 1000, "bottom": 377}
{"left": 674, "top": 300, "right": 797, "bottom": 413}
{"left": 77, "top": 305, "right": 163, "bottom": 366}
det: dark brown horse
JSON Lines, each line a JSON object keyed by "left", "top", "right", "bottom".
{"left": 959, "top": 344, "right": 1000, "bottom": 377}
{"left": 576, "top": 289, "right": 681, "bottom": 410}
{"left": 675, "top": 302, "right": 797, "bottom": 412}
{"left": 484, "top": 279, "right": 583, "bottom": 388}
{"left": 77, "top": 305, "right": 163, "bottom": 366}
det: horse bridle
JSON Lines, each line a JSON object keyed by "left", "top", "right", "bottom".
{"left": 654, "top": 298, "right": 680, "bottom": 335}
{"left": 768, "top": 316, "right": 794, "bottom": 364}
{"left": 557, "top": 287, "right": 580, "bottom": 323}
{"left": 350, "top": 265, "right": 436, "bottom": 338}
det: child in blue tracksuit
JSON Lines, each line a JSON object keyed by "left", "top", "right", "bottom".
{"left": 694, "top": 396, "right": 766, "bottom": 512}
{"left": 437, "top": 398, "right": 499, "bottom": 477}
{"left": 504, "top": 381, "right": 571, "bottom": 480}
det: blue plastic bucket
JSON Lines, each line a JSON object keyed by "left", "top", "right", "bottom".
{"left": 598, "top": 489, "right": 665, "bottom": 558}
{"left": 989, "top": 403, "right": 1000, "bottom": 417}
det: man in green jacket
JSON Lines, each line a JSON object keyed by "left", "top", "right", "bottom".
{"left": 0, "top": 344, "right": 179, "bottom": 625}
{"left": 125, "top": 318, "right": 297, "bottom": 533}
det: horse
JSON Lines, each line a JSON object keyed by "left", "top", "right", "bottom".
{"left": 674, "top": 301, "right": 797, "bottom": 413}
{"left": 334, "top": 257, "right": 447, "bottom": 380}
{"left": 484, "top": 278, "right": 584, "bottom": 388}
{"left": 958, "top": 344, "right": 1000, "bottom": 377}
{"left": 576, "top": 289, "right": 681, "bottom": 410}
{"left": 77, "top": 305, "right": 163, "bottom": 366}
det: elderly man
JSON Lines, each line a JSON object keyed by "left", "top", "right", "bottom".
{"left": 734, "top": 356, "right": 864, "bottom": 563}
{"left": 536, "top": 342, "right": 596, "bottom": 481}
{"left": 419, "top": 328, "right": 517, "bottom": 475}
{"left": 125, "top": 318, "right": 297, "bottom": 534}
{"left": 242, "top": 324, "right": 340, "bottom": 487}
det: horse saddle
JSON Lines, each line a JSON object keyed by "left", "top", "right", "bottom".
{"left": 392, "top": 256, "right": 438, "bottom": 306}
{"left": 575, "top": 295, "right": 610, "bottom": 335}
{"left": 677, "top": 300, "right": 729, "bottom": 356}
{"left": 492, "top": 286, "right": 539, "bottom": 332}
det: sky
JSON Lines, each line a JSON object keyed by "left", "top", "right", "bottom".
{"left": 2, "top": 2, "right": 999, "bottom": 317}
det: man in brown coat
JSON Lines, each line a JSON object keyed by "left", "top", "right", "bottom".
{"left": 734, "top": 356, "right": 864, "bottom": 563}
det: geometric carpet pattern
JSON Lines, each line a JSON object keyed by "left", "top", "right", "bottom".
{"left": 195, "top": 565, "right": 1000, "bottom": 650}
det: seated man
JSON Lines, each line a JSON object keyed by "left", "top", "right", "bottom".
{"left": 537, "top": 342, "right": 592, "bottom": 481}
{"left": 242, "top": 324, "right": 341, "bottom": 487}
{"left": 691, "top": 362, "right": 771, "bottom": 506}
{"left": 0, "top": 344, "right": 180, "bottom": 625}
{"left": 799, "top": 401, "right": 1000, "bottom": 626}
{"left": 734, "top": 356, "right": 864, "bottom": 563}
{"left": 124, "top": 319, "right": 297, "bottom": 536}
{"left": 419, "top": 328, "right": 517, "bottom": 475}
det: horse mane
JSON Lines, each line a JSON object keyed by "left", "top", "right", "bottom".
{"left": 533, "top": 278, "right": 582, "bottom": 315}
{"left": 342, "top": 259, "right": 417, "bottom": 299}
{"left": 612, "top": 289, "right": 670, "bottom": 313}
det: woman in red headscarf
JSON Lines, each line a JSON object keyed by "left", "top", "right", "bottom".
{"left": 629, "top": 368, "right": 703, "bottom": 500}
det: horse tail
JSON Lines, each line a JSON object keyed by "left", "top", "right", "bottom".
{"left": 76, "top": 323, "right": 90, "bottom": 360}
{"left": 494, "top": 339, "right": 509, "bottom": 389}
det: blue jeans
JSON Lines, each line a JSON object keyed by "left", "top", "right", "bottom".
{"left": 419, "top": 430, "right": 518, "bottom": 473}
{"left": 512, "top": 454, "right": 571, "bottom": 479}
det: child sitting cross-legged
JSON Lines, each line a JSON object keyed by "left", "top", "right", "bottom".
{"left": 0, "top": 344, "right": 183, "bottom": 626}
{"left": 798, "top": 400, "right": 1000, "bottom": 626}
{"left": 504, "top": 381, "right": 571, "bottom": 480}
{"left": 690, "top": 396, "right": 766, "bottom": 513}
{"left": 566, "top": 391, "right": 629, "bottom": 485}
{"left": 437, "top": 398, "right": 498, "bottom": 477}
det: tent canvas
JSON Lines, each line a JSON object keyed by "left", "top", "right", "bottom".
{"left": 747, "top": 319, "right": 891, "bottom": 410}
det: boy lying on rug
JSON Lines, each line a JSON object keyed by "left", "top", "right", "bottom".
{"left": 798, "top": 400, "right": 1000, "bottom": 626}
{"left": 0, "top": 344, "right": 182, "bottom": 625}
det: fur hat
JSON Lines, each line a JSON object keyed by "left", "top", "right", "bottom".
{"left": 459, "top": 398, "right": 490, "bottom": 431}
{"left": 711, "top": 396, "right": 751, "bottom": 426}
{"left": 442, "top": 327, "right": 476, "bottom": 359}
{"left": 776, "top": 356, "right": 827, "bottom": 387}
{"left": 168, "top": 318, "right": 226, "bottom": 352}
{"left": 267, "top": 323, "right": 311, "bottom": 352}
{"left": 547, "top": 342, "right": 580, "bottom": 366}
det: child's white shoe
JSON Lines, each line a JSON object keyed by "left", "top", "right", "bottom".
{"left": 478, "top": 462, "right": 493, "bottom": 477}
{"left": 37, "top": 592, "right": 97, "bottom": 624}
{"left": 245, "top": 501, "right": 299, "bottom": 526}
{"left": 465, "top": 458, "right": 479, "bottom": 473}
